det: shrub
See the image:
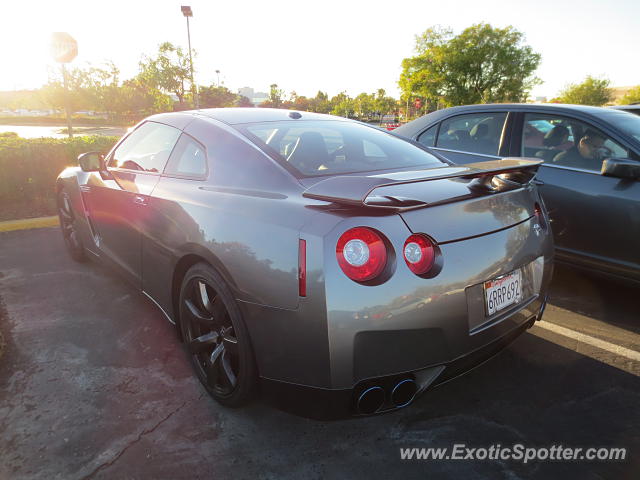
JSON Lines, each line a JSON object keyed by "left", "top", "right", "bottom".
{"left": 0, "top": 135, "right": 118, "bottom": 221}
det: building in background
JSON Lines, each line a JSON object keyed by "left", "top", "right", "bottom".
{"left": 238, "top": 87, "right": 268, "bottom": 106}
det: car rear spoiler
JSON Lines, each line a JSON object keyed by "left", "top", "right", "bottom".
{"left": 302, "top": 158, "right": 543, "bottom": 208}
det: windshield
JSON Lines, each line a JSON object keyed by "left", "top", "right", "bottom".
{"left": 239, "top": 120, "right": 445, "bottom": 177}
{"left": 601, "top": 110, "right": 640, "bottom": 143}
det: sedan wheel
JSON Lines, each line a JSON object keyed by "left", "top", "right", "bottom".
{"left": 179, "top": 263, "right": 257, "bottom": 406}
{"left": 57, "top": 190, "right": 86, "bottom": 262}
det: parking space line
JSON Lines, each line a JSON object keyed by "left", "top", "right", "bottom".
{"left": 0, "top": 216, "right": 59, "bottom": 232}
{"left": 535, "top": 320, "right": 640, "bottom": 362}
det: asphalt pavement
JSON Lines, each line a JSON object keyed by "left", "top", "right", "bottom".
{"left": 1, "top": 227, "right": 638, "bottom": 479}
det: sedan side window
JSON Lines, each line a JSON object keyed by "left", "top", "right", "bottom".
{"left": 164, "top": 134, "right": 208, "bottom": 178}
{"left": 436, "top": 113, "right": 507, "bottom": 156}
{"left": 417, "top": 124, "right": 437, "bottom": 147}
{"left": 110, "top": 122, "right": 181, "bottom": 173}
{"left": 522, "top": 114, "right": 628, "bottom": 171}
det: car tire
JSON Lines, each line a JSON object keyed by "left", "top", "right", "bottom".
{"left": 179, "top": 263, "right": 257, "bottom": 407}
{"left": 57, "top": 189, "right": 86, "bottom": 263}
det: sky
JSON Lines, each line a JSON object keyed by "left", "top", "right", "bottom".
{"left": 1, "top": 0, "right": 638, "bottom": 100}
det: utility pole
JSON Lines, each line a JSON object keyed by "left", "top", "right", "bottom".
{"left": 181, "top": 6, "right": 198, "bottom": 108}
{"left": 61, "top": 64, "right": 73, "bottom": 138}
{"left": 50, "top": 32, "right": 78, "bottom": 138}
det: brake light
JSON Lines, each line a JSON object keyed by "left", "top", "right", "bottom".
{"left": 336, "top": 227, "right": 387, "bottom": 282}
{"left": 299, "top": 239, "right": 306, "bottom": 297}
{"left": 403, "top": 234, "right": 435, "bottom": 275}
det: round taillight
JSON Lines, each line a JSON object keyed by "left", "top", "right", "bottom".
{"left": 336, "top": 227, "right": 387, "bottom": 282}
{"left": 403, "top": 234, "right": 435, "bottom": 275}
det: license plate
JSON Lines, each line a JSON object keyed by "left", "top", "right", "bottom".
{"left": 484, "top": 270, "right": 522, "bottom": 316}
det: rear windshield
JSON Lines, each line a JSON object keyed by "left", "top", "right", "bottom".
{"left": 238, "top": 120, "right": 445, "bottom": 177}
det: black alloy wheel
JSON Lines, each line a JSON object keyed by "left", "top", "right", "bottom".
{"left": 57, "top": 190, "right": 86, "bottom": 262}
{"left": 179, "top": 263, "right": 256, "bottom": 406}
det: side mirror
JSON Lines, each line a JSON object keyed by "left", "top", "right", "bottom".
{"left": 78, "top": 152, "right": 104, "bottom": 172}
{"left": 601, "top": 158, "right": 640, "bottom": 180}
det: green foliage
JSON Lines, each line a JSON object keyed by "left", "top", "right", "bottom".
{"left": 308, "top": 91, "right": 331, "bottom": 113}
{"left": 399, "top": 23, "right": 541, "bottom": 107}
{"left": 619, "top": 85, "right": 640, "bottom": 105}
{"left": 138, "top": 42, "right": 194, "bottom": 106}
{"left": 0, "top": 135, "right": 119, "bottom": 221}
{"left": 35, "top": 61, "right": 171, "bottom": 122}
{"left": 199, "top": 85, "right": 242, "bottom": 108}
{"left": 259, "top": 84, "right": 285, "bottom": 108}
{"left": 330, "top": 92, "right": 354, "bottom": 117}
{"left": 555, "top": 76, "right": 613, "bottom": 106}
{"left": 236, "top": 96, "right": 254, "bottom": 107}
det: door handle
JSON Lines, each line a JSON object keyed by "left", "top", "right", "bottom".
{"left": 132, "top": 195, "right": 148, "bottom": 206}
{"left": 532, "top": 179, "right": 545, "bottom": 186}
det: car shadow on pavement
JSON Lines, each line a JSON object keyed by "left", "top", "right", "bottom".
{"left": 548, "top": 264, "right": 639, "bottom": 332}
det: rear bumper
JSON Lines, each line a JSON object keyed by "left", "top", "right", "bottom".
{"left": 261, "top": 302, "right": 544, "bottom": 420}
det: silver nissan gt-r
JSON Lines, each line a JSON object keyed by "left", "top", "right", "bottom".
{"left": 56, "top": 108, "right": 553, "bottom": 418}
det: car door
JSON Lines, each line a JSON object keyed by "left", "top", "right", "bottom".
{"left": 86, "top": 121, "right": 181, "bottom": 285}
{"left": 519, "top": 112, "right": 640, "bottom": 279}
{"left": 416, "top": 111, "right": 511, "bottom": 164}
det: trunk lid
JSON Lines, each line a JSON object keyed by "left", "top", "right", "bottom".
{"left": 302, "top": 158, "right": 542, "bottom": 243}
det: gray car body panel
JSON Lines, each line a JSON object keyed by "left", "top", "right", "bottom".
{"left": 56, "top": 108, "right": 553, "bottom": 394}
{"left": 395, "top": 104, "right": 640, "bottom": 283}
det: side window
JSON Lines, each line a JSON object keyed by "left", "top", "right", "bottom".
{"left": 164, "top": 134, "right": 208, "bottom": 178}
{"left": 417, "top": 124, "right": 437, "bottom": 147}
{"left": 362, "top": 139, "right": 386, "bottom": 158}
{"left": 522, "top": 114, "right": 628, "bottom": 171}
{"left": 436, "top": 113, "right": 507, "bottom": 156}
{"left": 110, "top": 122, "right": 180, "bottom": 173}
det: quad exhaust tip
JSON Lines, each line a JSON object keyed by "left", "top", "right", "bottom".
{"left": 356, "top": 386, "right": 385, "bottom": 414}
{"left": 356, "top": 378, "right": 418, "bottom": 414}
{"left": 391, "top": 379, "right": 417, "bottom": 407}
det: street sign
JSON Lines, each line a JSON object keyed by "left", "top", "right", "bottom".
{"left": 50, "top": 32, "right": 78, "bottom": 63}
{"left": 414, "top": 98, "right": 422, "bottom": 109}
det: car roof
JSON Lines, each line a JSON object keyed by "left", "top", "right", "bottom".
{"left": 191, "top": 107, "right": 342, "bottom": 125}
{"left": 394, "top": 103, "right": 630, "bottom": 138}
{"left": 611, "top": 104, "right": 640, "bottom": 111}
{"left": 425, "top": 103, "right": 616, "bottom": 115}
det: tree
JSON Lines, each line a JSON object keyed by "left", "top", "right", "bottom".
{"left": 373, "top": 89, "right": 398, "bottom": 118}
{"left": 198, "top": 85, "right": 238, "bottom": 108}
{"left": 399, "top": 23, "right": 541, "bottom": 107}
{"left": 115, "top": 78, "right": 172, "bottom": 116}
{"left": 260, "top": 83, "right": 285, "bottom": 108}
{"left": 619, "top": 85, "right": 640, "bottom": 105}
{"left": 309, "top": 91, "right": 330, "bottom": 113}
{"left": 330, "top": 92, "right": 354, "bottom": 118}
{"left": 236, "top": 95, "right": 254, "bottom": 107}
{"left": 139, "top": 42, "right": 193, "bottom": 107}
{"left": 555, "top": 76, "right": 613, "bottom": 106}
{"left": 41, "top": 65, "right": 97, "bottom": 114}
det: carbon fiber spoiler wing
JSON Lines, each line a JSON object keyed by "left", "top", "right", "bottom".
{"left": 302, "top": 158, "right": 543, "bottom": 207}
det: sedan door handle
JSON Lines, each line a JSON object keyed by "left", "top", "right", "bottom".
{"left": 132, "top": 195, "right": 148, "bottom": 206}
{"left": 532, "top": 179, "right": 545, "bottom": 186}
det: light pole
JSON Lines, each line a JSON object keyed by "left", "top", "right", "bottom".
{"left": 215, "top": 69, "right": 220, "bottom": 87}
{"left": 181, "top": 5, "right": 198, "bottom": 108}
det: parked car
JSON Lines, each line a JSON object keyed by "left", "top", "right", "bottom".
{"left": 611, "top": 104, "right": 640, "bottom": 116}
{"left": 56, "top": 108, "right": 553, "bottom": 418}
{"left": 395, "top": 104, "right": 640, "bottom": 284}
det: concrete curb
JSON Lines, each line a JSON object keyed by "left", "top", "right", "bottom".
{"left": 0, "top": 216, "right": 59, "bottom": 233}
